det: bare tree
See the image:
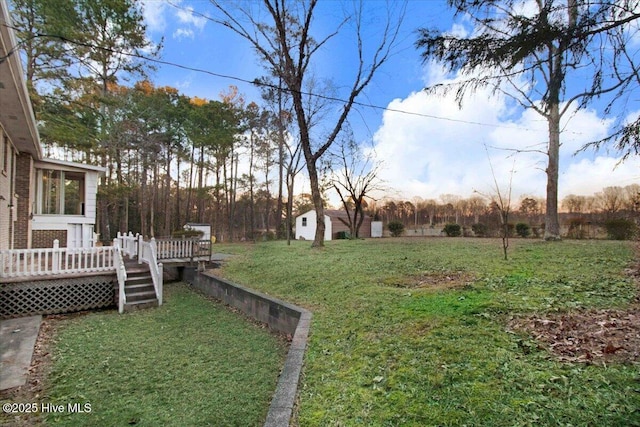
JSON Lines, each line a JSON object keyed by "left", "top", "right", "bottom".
{"left": 562, "top": 194, "right": 587, "bottom": 214}
{"left": 327, "top": 134, "right": 386, "bottom": 238}
{"left": 596, "top": 186, "right": 625, "bottom": 218}
{"left": 476, "top": 147, "right": 515, "bottom": 260}
{"left": 623, "top": 184, "right": 640, "bottom": 213}
{"left": 210, "top": 0, "right": 405, "bottom": 247}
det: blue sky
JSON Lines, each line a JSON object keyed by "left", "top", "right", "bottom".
{"left": 140, "top": 0, "right": 640, "bottom": 206}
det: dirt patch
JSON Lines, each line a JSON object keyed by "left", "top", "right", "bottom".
{"left": 381, "top": 271, "right": 475, "bottom": 290}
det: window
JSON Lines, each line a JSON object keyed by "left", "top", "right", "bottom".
{"left": 38, "top": 169, "right": 85, "bottom": 215}
{"left": 302, "top": 217, "right": 307, "bottom": 227}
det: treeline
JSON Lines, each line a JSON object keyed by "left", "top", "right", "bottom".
{"left": 47, "top": 80, "right": 303, "bottom": 242}
{"left": 13, "top": 0, "right": 308, "bottom": 242}
{"left": 367, "top": 185, "right": 640, "bottom": 238}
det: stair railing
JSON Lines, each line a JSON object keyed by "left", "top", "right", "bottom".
{"left": 116, "top": 231, "right": 140, "bottom": 259}
{"left": 139, "top": 237, "right": 163, "bottom": 306}
{"left": 113, "top": 238, "right": 127, "bottom": 314}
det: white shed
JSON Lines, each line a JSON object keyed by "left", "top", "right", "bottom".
{"left": 183, "top": 223, "right": 211, "bottom": 241}
{"left": 295, "top": 209, "right": 373, "bottom": 241}
{"left": 295, "top": 210, "right": 332, "bottom": 241}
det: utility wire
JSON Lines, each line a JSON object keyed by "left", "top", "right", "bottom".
{"left": 0, "top": 22, "right": 567, "bottom": 134}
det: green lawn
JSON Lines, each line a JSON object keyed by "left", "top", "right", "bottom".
{"left": 42, "top": 283, "right": 287, "bottom": 427}
{"left": 215, "top": 238, "right": 640, "bottom": 426}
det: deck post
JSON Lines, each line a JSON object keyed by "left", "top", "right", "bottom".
{"left": 137, "top": 234, "right": 143, "bottom": 264}
{"left": 158, "top": 262, "right": 163, "bottom": 306}
{"left": 52, "top": 239, "right": 60, "bottom": 274}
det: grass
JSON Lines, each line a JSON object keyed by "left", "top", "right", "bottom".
{"left": 214, "top": 238, "right": 640, "bottom": 426}
{"left": 41, "top": 283, "right": 287, "bottom": 427}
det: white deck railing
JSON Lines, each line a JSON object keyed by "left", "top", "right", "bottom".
{"left": 155, "top": 238, "right": 212, "bottom": 261}
{"left": 139, "top": 238, "right": 163, "bottom": 306}
{"left": 1, "top": 233, "right": 211, "bottom": 310}
{"left": 116, "top": 232, "right": 140, "bottom": 258}
{"left": 0, "top": 240, "right": 115, "bottom": 279}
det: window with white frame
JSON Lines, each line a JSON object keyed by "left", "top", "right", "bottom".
{"left": 302, "top": 217, "right": 307, "bottom": 227}
{"left": 37, "top": 169, "right": 85, "bottom": 215}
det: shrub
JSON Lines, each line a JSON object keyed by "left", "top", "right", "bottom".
{"left": 515, "top": 222, "right": 531, "bottom": 238}
{"left": 530, "top": 224, "right": 543, "bottom": 238}
{"left": 506, "top": 223, "right": 515, "bottom": 237}
{"left": 471, "top": 223, "right": 488, "bottom": 237}
{"left": 604, "top": 218, "right": 638, "bottom": 240}
{"left": 443, "top": 223, "right": 462, "bottom": 237}
{"left": 387, "top": 221, "right": 405, "bottom": 237}
{"left": 567, "top": 217, "right": 588, "bottom": 239}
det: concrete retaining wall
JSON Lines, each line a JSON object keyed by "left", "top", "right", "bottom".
{"left": 185, "top": 269, "right": 311, "bottom": 427}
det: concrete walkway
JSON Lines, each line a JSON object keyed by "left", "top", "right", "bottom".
{"left": 0, "top": 316, "right": 41, "bottom": 391}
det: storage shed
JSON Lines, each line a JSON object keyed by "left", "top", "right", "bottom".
{"left": 295, "top": 209, "right": 372, "bottom": 241}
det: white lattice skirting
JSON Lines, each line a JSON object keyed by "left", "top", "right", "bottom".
{"left": 0, "top": 276, "right": 117, "bottom": 319}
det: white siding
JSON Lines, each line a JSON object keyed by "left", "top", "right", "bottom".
{"left": 295, "top": 210, "right": 332, "bottom": 241}
{"left": 31, "top": 168, "right": 101, "bottom": 248}
{"left": 371, "top": 221, "right": 383, "bottom": 238}
{"left": 84, "top": 171, "right": 99, "bottom": 219}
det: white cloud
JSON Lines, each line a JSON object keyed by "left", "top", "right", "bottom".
{"left": 173, "top": 28, "right": 195, "bottom": 39}
{"left": 562, "top": 156, "right": 640, "bottom": 197}
{"left": 169, "top": 5, "right": 207, "bottom": 40}
{"left": 141, "top": 1, "right": 168, "bottom": 33}
{"left": 369, "top": 65, "right": 636, "bottom": 204}
{"left": 176, "top": 6, "right": 207, "bottom": 31}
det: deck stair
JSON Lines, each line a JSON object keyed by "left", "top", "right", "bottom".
{"left": 122, "top": 260, "right": 158, "bottom": 311}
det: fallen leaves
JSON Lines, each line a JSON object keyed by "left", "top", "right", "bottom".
{"left": 509, "top": 308, "right": 640, "bottom": 364}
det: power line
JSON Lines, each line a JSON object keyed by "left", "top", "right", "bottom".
{"left": 0, "top": 21, "right": 575, "bottom": 134}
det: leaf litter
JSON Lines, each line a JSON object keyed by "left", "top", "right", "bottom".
{"left": 508, "top": 259, "right": 640, "bottom": 364}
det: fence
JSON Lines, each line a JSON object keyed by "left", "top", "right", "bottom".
{"left": 1, "top": 240, "right": 115, "bottom": 280}
{"left": 115, "top": 232, "right": 211, "bottom": 261}
{"left": 155, "top": 238, "right": 212, "bottom": 261}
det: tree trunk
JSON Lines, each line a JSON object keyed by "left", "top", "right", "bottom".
{"left": 276, "top": 128, "right": 285, "bottom": 238}
{"left": 164, "top": 146, "right": 172, "bottom": 237}
{"left": 307, "top": 159, "right": 325, "bottom": 246}
{"left": 249, "top": 133, "right": 256, "bottom": 239}
{"left": 544, "top": 102, "right": 561, "bottom": 240}
{"left": 176, "top": 156, "right": 182, "bottom": 231}
{"left": 197, "top": 147, "right": 205, "bottom": 223}
{"left": 185, "top": 145, "right": 195, "bottom": 223}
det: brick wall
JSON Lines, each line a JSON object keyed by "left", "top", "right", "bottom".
{"left": 32, "top": 229, "right": 67, "bottom": 248}
{"left": 14, "top": 153, "right": 33, "bottom": 249}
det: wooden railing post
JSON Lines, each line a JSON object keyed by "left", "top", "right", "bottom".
{"left": 157, "top": 262, "right": 163, "bottom": 306}
{"left": 113, "top": 238, "right": 127, "bottom": 314}
{"left": 52, "top": 239, "right": 61, "bottom": 274}
{"left": 137, "top": 234, "right": 143, "bottom": 264}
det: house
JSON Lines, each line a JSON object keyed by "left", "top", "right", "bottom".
{"left": 295, "top": 209, "right": 373, "bottom": 241}
{"left": 0, "top": 0, "right": 104, "bottom": 250}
